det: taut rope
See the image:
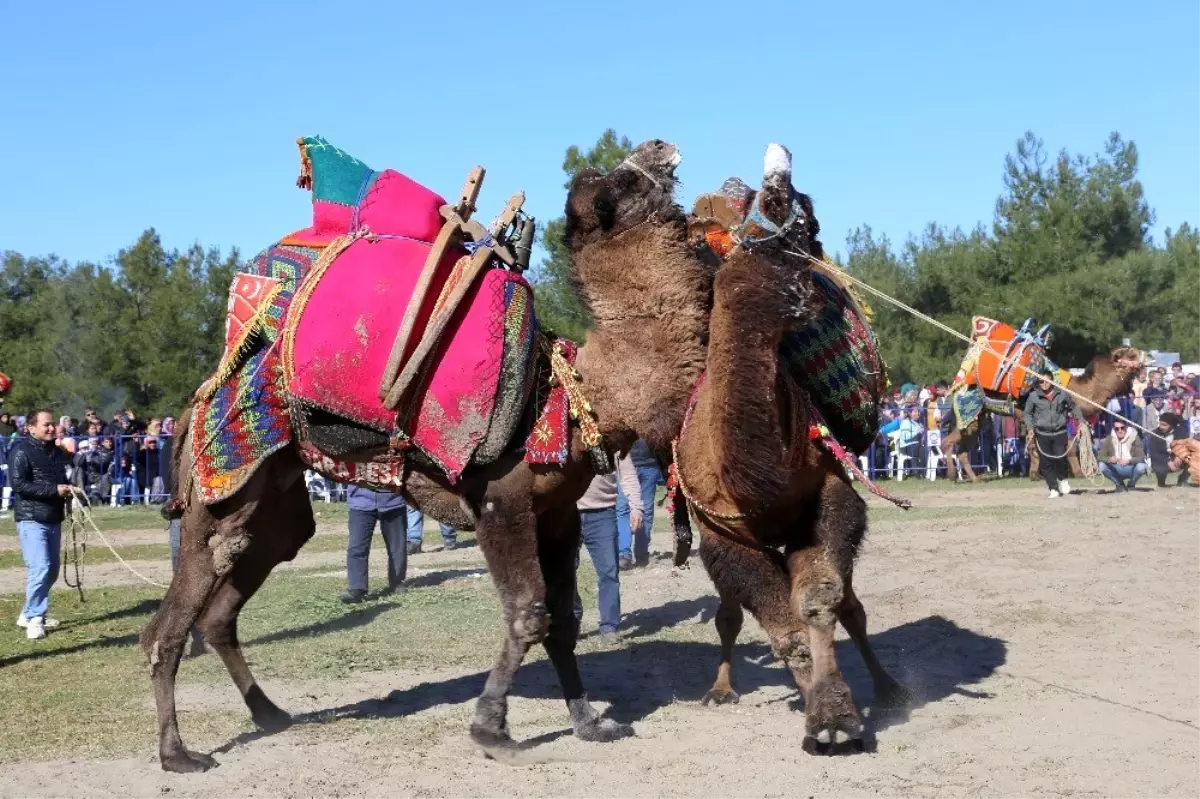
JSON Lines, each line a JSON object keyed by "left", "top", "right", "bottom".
{"left": 790, "top": 252, "right": 1169, "bottom": 444}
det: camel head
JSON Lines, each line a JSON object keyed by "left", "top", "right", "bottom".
{"left": 735, "top": 143, "right": 824, "bottom": 264}
{"left": 1110, "top": 346, "right": 1155, "bottom": 374}
{"left": 564, "top": 139, "right": 683, "bottom": 251}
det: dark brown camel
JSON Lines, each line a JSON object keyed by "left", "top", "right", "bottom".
{"left": 941, "top": 347, "right": 1151, "bottom": 481}
{"left": 567, "top": 144, "right": 910, "bottom": 753}
{"left": 141, "top": 139, "right": 712, "bottom": 773}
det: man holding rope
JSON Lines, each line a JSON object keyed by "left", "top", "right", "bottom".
{"left": 1024, "top": 371, "right": 1076, "bottom": 499}
{"left": 7, "top": 410, "right": 72, "bottom": 640}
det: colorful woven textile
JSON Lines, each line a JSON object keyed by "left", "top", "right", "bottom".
{"left": 282, "top": 136, "right": 449, "bottom": 249}
{"left": 191, "top": 242, "right": 322, "bottom": 504}
{"left": 283, "top": 239, "right": 539, "bottom": 483}
{"left": 524, "top": 339, "right": 579, "bottom": 465}
{"left": 191, "top": 341, "right": 291, "bottom": 504}
{"left": 780, "top": 270, "right": 886, "bottom": 455}
{"left": 297, "top": 442, "right": 405, "bottom": 491}
{"left": 190, "top": 134, "right": 544, "bottom": 502}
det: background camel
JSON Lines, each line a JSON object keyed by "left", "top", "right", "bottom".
{"left": 566, "top": 144, "right": 909, "bottom": 754}
{"left": 941, "top": 347, "right": 1151, "bottom": 482}
{"left": 142, "top": 140, "right": 711, "bottom": 772}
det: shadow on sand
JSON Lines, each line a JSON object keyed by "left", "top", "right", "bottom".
{"left": 212, "top": 612, "right": 1005, "bottom": 757}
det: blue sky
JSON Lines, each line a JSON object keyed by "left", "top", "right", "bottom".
{"left": 3, "top": 0, "right": 1196, "bottom": 267}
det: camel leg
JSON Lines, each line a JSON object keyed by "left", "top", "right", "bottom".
{"left": 787, "top": 475, "right": 870, "bottom": 753}
{"left": 142, "top": 457, "right": 294, "bottom": 773}
{"left": 671, "top": 497, "right": 693, "bottom": 569}
{"left": 837, "top": 580, "right": 911, "bottom": 709}
{"left": 701, "top": 590, "right": 744, "bottom": 706}
{"left": 940, "top": 429, "right": 962, "bottom": 481}
{"left": 957, "top": 426, "right": 980, "bottom": 482}
{"left": 195, "top": 477, "right": 314, "bottom": 733}
{"left": 698, "top": 526, "right": 811, "bottom": 701}
{"left": 142, "top": 530, "right": 222, "bottom": 773}
{"left": 957, "top": 450, "right": 978, "bottom": 482}
{"left": 537, "top": 505, "right": 631, "bottom": 741}
{"left": 468, "top": 476, "right": 551, "bottom": 757}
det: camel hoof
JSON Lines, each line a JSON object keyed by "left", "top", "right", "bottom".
{"left": 470, "top": 723, "right": 520, "bottom": 762}
{"left": 802, "top": 726, "right": 865, "bottom": 756}
{"left": 701, "top": 687, "right": 740, "bottom": 706}
{"left": 802, "top": 679, "right": 865, "bottom": 756}
{"left": 574, "top": 716, "right": 634, "bottom": 742}
{"left": 252, "top": 706, "right": 293, "bottom": 734}
{"left": 160, "top": 748, "right": 218, "bottom": 773}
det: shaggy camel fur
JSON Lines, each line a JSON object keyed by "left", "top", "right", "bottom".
{"left": 141, "top": 140, "right": 711, "bottom": 773}
{"left": 568, "top": 144, "right": 909, "bottom": 754}
{"left": 942, "top": 347, "right": 1152, "bottom": 482}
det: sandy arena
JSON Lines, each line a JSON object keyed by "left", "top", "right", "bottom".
{"left": 0, "top": 482, "right": 1196, "bottom": 797}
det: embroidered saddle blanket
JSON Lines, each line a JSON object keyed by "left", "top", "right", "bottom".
{"left": 191, "top": 137, "right": 540, "bottom": 504}
{"left": 780, "top": 268, "right": 886, "bottom": 455}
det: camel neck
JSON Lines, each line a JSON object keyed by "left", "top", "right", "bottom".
{"left": 572, "top": 224, "right": 712, "bottom": 454}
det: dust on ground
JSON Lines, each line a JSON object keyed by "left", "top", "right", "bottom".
{"left": 1, "top": 483, "right": 1197, "bottom": 797}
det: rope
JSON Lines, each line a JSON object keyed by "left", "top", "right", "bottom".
{"left": 65, "top": 487, "right": 169, "bottom": 590}
{"left": 1075, "top": 424, "right": 1099, "bottom": 479}
{"left": 791, "top": 252, "right": 1170, "bottom": 444}
{"left": 1033, "top": 434, "right": 1070, "bottom": 460}
{"left": 61, "top": 497, "right": 85, "bottom": 602}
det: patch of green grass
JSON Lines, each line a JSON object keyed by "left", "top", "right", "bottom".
{"left": 0, "top": 543, "right": 173, "bottom": 570}
{"left": 0, "top": 552, "right": 528, "bottom": 761}
{"left": 0, "top": 505, "right": 177, "bottom": 537}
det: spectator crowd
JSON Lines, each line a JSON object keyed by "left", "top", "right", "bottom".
{"left": 0, "top": 409, "right": 174, "bottom": 507}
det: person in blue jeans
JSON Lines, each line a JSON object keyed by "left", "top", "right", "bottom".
{"left": 405, "top": 507, "right": 458, "bottom": 554}
{"left": 7, "top": 410, "right": 72, "bottom": 641}
{"left": 575, "top": 455, "right": 642, "bottom": 646}
{"left": 616, "top": 439, "right": 661, "bottom": 570}
{"left": 342, "top": 485, "right": 411, "bottom": 603}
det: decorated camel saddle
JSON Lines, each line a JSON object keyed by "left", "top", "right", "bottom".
{"left": 943, "top": 316, "right": 1071, "bottom": 432}
{"left": 689, "top": 182, "right": 887, "bottom": 455}
{"left": 191, "top": 137, "right": 584, "bottom": 505}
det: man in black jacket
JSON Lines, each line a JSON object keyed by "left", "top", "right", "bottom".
{"left": 7, "top": 410, "right": 72, "bottom": 640}
{"left": 1023, "top": 373, "right": 1077, "bottom": 499}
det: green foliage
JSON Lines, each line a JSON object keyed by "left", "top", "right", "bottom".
{"left": 0, "top": 129, "right": 1192, "bottom": 420}
{"left": 845, "top": 131, "right": 1196, "bottom": 384}
{"left": 531, "top": 129, "right": 633, "bottom": 342}
{"left": 0, "top": 229, "right": 237, "bottom": 419}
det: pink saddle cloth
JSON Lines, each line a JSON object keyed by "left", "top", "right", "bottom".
{"left": 281, "top": 170, "right": 538, "bottom": 482}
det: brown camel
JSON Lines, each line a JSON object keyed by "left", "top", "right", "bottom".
{"left": 941, "top": 347, "right": 1152, "bottom": 482}
{"left": 141, "top": 139, "right": 712, "bottom": 773}
{"left": 567, "top": 143, "right": 910, "bottom": 754}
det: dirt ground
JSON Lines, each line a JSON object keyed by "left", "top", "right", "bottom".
{"left": 1, "top": 482, "right": 1197, "bottom": 797}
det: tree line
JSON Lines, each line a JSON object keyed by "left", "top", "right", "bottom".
{"left": 534, "top": 129, "right": 1198, "bottom": 383}
{"left": 2, "top": 129, "right": 1195, "bottom": 418}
